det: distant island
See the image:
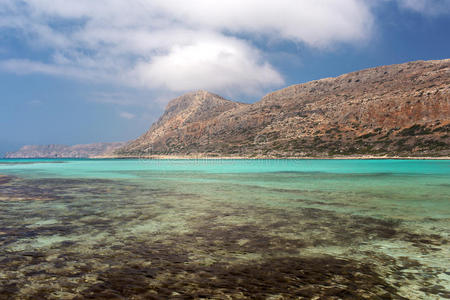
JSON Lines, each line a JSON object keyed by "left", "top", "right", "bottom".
{"left": 5, "top": 59, "right": 449, "bottom": 159}
{"left": 5, "top": 143, "right": 125, "bottom": 159}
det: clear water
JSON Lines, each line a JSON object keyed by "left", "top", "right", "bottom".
{"left": 0, "top": 159, "right": 449, "bottom": 299}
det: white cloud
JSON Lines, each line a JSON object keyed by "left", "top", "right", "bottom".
{"left": 119, "top": 111, "right": 136, "bottom": 120}
{"left": 396, "top": 0, "right": 450, "bottom": 15}
{"left": 92, "top": 92, "right": 143, "bottom": 106}
{"left": 0, "top": 0, "right": 376, "bottom": 98}
{"left": 131, "top": 35, "right": 284, "bottom": 96}
{"left": 0, "top": 58, "right": 115, "bottom": 83}
{"left": 151, "top": 0, "right": 373, "bottom": 47}
{"left": 0, "top": 59, "right": 58, "bottom": 75}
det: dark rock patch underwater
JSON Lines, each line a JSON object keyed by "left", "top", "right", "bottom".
{"left": 0, "top": 175, "right": 448, "bottom": 299}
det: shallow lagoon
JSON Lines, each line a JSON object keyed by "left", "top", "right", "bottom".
{"left": 0, "top": 159, "right": 449, "bottom": 299}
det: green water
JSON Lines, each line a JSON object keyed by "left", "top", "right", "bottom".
{"left": 0, "top": 159, "right": 449, "bottom": 299}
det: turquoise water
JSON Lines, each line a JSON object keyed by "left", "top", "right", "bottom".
{"left": 0, "top": 159, "right": 449, "bottom": 299}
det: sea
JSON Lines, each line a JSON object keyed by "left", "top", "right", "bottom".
{"left": 0, "top": 159, "right": 449, "bottom": 299}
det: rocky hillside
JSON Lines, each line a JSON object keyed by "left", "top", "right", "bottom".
{"left": 117, "top": 59, "right": 450, "bottom": 157}
{"left": 120, "top": 90, "right": 247, "bottom": 155}
{"left": 5, "top": 142, "right": 125, "bottom": 158}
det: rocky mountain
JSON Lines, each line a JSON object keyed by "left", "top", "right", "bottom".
{"left": 120, "top": 90, "right": 247, "bottom": 155}
{"left": 116, "top": 59, "right": 449, "bottom": 158}
{"left": 5, "top": 142, "right": 125, "bottom": 158}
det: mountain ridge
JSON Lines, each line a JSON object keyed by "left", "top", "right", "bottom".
{"left": 115, "top": 59, "right": 449, "bottom": 158}
{"left": 5, "top": 59, "right": 449, "bottom": 159}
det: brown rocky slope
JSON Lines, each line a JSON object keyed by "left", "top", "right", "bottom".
{"left": 115, "top": 59, "right": 450, "bottom": 157}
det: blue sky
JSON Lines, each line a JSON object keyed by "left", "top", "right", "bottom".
{"left": 1, "top": 0, "right": 450, "bottom": 156}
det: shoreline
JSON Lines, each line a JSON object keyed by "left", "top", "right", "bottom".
{"left": 3, "top": 155, "right": 450, "bottom": 160}
{"left": 91, "top": 155, "right": 450, "bottom": 160}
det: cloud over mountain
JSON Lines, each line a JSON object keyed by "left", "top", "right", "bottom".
{"left": 0, "top": 0, "right": 377, "bottom": 97}
{"left": 1, "top": 0, "right": 448, "bottom": 99}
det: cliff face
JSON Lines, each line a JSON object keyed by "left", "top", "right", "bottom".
{"left": 5, "top": 142, "right": 125, "bottom": 158}
{"left": 120, "top": 90, "right": 247, "bottom": 155}
{"left": 118, "top": 59, "right": 450, "bottom": 157}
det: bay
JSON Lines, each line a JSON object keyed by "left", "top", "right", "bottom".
{"left": 0, "top": 159, "right": 448, "bottom": 299}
